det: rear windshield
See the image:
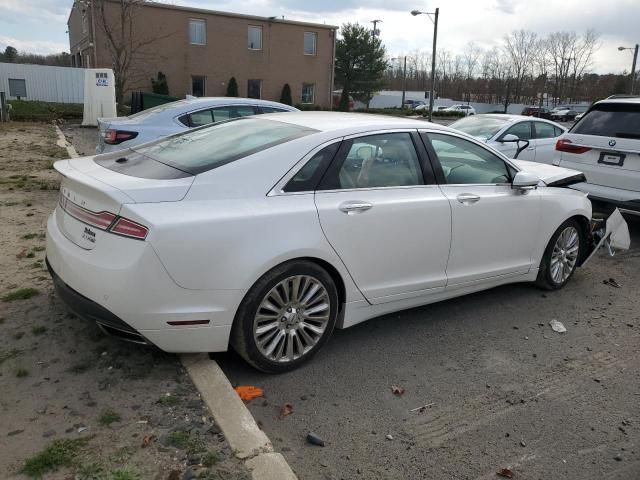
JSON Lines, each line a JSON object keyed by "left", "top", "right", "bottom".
{"left": 128, "top": 100, "right": 190, "bottom": 120}
{"left": 572, "top": 103, "right": 640, "bottom": 139}
{"left": 135, "top": 118, "right": 317, "bottom": 174}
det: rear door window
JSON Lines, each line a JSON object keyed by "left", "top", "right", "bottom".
{"left": 261, "top": 106, "right": 290, "bottom": 113}
{"left": 571, "top": 103, "right": 640, "bottom": 139}
{"left": 533, "top": 122, "right": 558, "bottom": 139}
{"left": 190, "top": 109, "right": 214, "bottom": 127}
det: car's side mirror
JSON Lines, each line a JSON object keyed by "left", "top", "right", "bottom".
{"left": 512, "top": 171, "right": 540, "bottom": 191}
{"left": 500, "top": 134, "right": 520, "bottom": 143}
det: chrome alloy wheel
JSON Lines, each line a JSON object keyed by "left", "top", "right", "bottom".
{"left": 253, "top": 275, "right": 331, "bottom": 363}
{"left": 550, "top": 226, "right": 579, "bottom": 284}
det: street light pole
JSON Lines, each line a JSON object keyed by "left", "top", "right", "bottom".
{"left": 411, "top": 7, "right": 439, "bottom": 121}
{"left": 618, "top": 44, "right": 639, "bottom": 95}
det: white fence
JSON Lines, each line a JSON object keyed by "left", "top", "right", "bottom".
{"left": 0, "top": 63, "right": 84, "bottom": 104}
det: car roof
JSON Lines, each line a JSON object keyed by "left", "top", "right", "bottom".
{"left": 469, "top": 114, "right": 558, "bottom": 124}
{"left": 257, "top": 111, "right": 450, "bottom": 135}
{"left": 595, "top": 97, "right": 640, "bottom": 105}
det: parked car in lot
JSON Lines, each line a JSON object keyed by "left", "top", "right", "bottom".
{"left": 96, "top": 97, "right": 298, "bottom": 154}
{"left": 521, "top": 106, "right": 552, "bottom": 119}
{"left": 449, "top": 114, "right": 567, "bottom": 163}
{"left": 46, "top": 112, "right": 629, "bottom": 372}
{"left": 443, "top": 104, "right": 476, "bottom": 116}
{"left": 403, "top": 99, "right": 427, "bottom": 110}
{"left": 555, "top": 97, "right": 640, "bottom": 216}
{"left": 550, "top": 107, "right": 578, "bottom": 122}
{"left": 574, "top": 112, "right": 585, "bottom": 121}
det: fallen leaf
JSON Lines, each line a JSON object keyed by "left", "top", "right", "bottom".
{"left": 234, "top": 385, "right": 264, "bottom": 402}
{"left": 391, "top": 385, "right": 405, "bottom": 396}
{"left": 279, "top": 402, "right": 294, "bottom": 419}
{"left": 16, "top": 248, "right": 27, "bottom": 259}
{"left": 141, "top": 434, "right": 156, "bottom": 448}
{"left": 496, "top": 467, "right": 514, "bottom": 478}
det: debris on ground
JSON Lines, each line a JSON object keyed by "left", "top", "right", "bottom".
{"left": 306, "top": 432, "right": 325, "bottom": 447}
{"left": 520, "top": 440, "right": 526, "bottom": 447}
{"left": 549, "top": 319, "right": 567, "bottom": 333}
{"left": 391, "top": 385, "right": 405, "bottom": 396}
{"left": 385, "top": 434, "right": 394, "bottom": 441}
{"left": 234, "top": 385, "right": 264, "bottom": 402}
{"left": 279, "top": 402, "right": 294, "bottom": 419}
{"left": 603, "top": 278, "right": 621, "bottom": 288}
{"left": 496, "top": 467, "right": 514, "bottom": 478}
{"left": 410, "top": 403, "right": 434, "bottom": 413}
{"left": 142, "top": 434, "right": 156, "bottom": 448}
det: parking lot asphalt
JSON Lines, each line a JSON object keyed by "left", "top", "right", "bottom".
{"left": 218, "top": 219, "right": 640, "bottom": 480}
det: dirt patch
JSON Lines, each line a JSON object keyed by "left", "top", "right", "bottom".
{"left": 0, "top": 122, "right": 250, "bottom": 480}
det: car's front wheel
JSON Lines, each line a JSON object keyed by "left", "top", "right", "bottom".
{"left": 536, "top": 219, "right": 585, "bottom": 290}
{"left": 231, "top": 261, "right": 338, "bottom": 373}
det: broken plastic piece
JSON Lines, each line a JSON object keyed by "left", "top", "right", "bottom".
{"left": 549, "top": 319, "right": 567, "bottom": 333}
{"left": 234, "top": 385, "right": 264, "bottom": 402}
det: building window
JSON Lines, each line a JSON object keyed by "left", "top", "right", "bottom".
{"left": 8, "top": 79, "right": 27, "bottom": 99}
{"left": 304, "top": 32, "right": 317, "bottom": 55}
{"left": 192, "top": 76, "right": 206, "bottom": 97}
{"left": 189, "top": 18, "right": 206, "bottom": 45}
{"left": 248, "top": 79, "right": 262, "bottom": 99}
{"left": 248, "top": 26, "right": 262, "bottom": 50}
{"left": 301, "top": 83, "right": 315, "bottom": 104}
{"left": 82, "top": 14, "right": 88, "bottom": 34}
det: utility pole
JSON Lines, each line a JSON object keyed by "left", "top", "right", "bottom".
{"left": 367, "top": 19, "right": 383, "bottom": 109}
{"left": 429, "top": 8, "right": 438, "bottom": 121}
{"left": 411, "top": 7, "right": 439, "bottom": 121}
{"left": 617, "top": 44, "right": 638, "bottom": 95}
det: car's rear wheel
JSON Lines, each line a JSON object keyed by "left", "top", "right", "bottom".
{"left": 536, "top": 219, "right": 584, "bottom": 290}
{"left": 231, "top": 261, "right": 338, "bottom": 373}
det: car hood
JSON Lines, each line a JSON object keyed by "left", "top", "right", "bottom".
{"left": 510, "top": 159, "right": 586, "bottom": 187}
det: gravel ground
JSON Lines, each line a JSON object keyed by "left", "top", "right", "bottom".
{"left": 0, "top": 122, "right": 250, "bottom": 480}
{"left": 219, "top": 222, "right": 640, "bottom": 480}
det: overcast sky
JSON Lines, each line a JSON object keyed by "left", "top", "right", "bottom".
{"left": 0, "top": 0, "right": 638, "bottom": 73}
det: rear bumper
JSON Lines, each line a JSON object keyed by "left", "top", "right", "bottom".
{"left": 46, "top": 212, "right": 241, "bottom": 352}
{"left": 47, "top": 258, "right": 148, "bottom": 344}
{"left": 570, "top": 182, "right": 640, "bottom": 215}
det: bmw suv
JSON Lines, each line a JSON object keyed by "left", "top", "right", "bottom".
{"left": 554, "top": 97, "right": 640, "bottom": 215}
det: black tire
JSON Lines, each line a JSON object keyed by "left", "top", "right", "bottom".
{"left": 231, "top": 260, "right": 339, "bottom": 373}
{"left": 536, "top": 219, "right": 585, "bottom": 290}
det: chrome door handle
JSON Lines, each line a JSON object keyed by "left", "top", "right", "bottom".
{"left": 339, "top": 201, "right": 373, "bottom": 214}
{"left": 457, "top": 193, "right": 480, "bottom": 205}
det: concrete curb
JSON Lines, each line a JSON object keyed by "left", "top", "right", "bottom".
{"left": 181, "top": 354, "right": 298, "bottom": 480}
{"left": 54, "top": 124, "right": 79, "bottom": 158}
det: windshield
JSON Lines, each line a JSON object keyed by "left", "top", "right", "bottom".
{"left": 128, "top": 100, "right": 190, "bottom": 120}
{"left": 571, "top": 103, "right": 640, "bottom": 139}
{"left": 449, "top": 116, "right": 509, "bottom": 140}
{"left": 135, "top": 118, "right": 317, "bottom": 174}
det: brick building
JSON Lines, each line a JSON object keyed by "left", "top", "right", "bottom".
{"left": 68, "top": 0, "right": 337, "bottom": 107}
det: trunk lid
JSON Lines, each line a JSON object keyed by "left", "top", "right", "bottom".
{"left": 54, "top": 155, "right": 194, "bottom": 249}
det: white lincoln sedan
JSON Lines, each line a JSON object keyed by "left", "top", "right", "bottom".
{"left": 46, "top": 113, "right": 629, "bottom": 372}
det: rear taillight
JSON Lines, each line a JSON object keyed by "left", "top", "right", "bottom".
{"left": 103, "top": 129, "right": 138, "bottom": 145}
{"left": 109, "top": 217, "right": 149, "bottom": 240}
{"left": 555, "top": 138, "right": 591, "bottom": 154}
{"left": 59, "top": 196, "right": 148, "bottom": 240}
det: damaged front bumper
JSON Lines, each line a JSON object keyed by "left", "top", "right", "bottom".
{"left": 582, "top": 208, "right": 631, "bottom": 266}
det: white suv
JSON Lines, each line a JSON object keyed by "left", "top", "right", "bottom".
{"left": 554, "top": 97, "right": 640, "bottom": 216}
{"left": 444, "top": 104, "right": 476, "bottom": 116}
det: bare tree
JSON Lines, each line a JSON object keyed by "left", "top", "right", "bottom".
{"left": 95, "top": 0, "right": 173, "bottom": 104}
{"left": 462, "top": 42, "right": 482, "bottom": 102}
{"left": 568, "top": 29, "right": 600, "bottom": 101}
{"left": 503, "top": 29, "right": 537, "bottom": 102}
{"left": 546, "top": 31, "right": 578, "bottom": 105}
